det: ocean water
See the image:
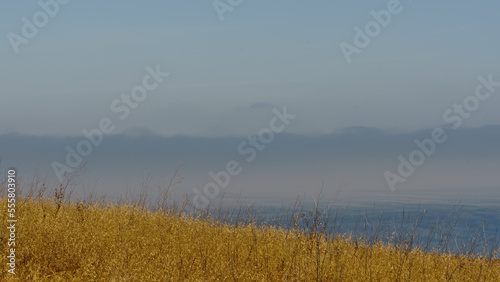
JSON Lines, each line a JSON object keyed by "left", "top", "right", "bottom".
{"left": 197, "top": 193, "right": 500, "bottom": 258}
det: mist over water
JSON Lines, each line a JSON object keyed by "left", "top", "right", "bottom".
{"left": 2, "top": 125, "right": 499, "bottom": 205}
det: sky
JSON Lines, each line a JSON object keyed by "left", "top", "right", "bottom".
{"left": 2, "top": 0, "right": 500, "bottom": 137}
{"left": 1, "top": 1, "right": 499, "bottom": 207}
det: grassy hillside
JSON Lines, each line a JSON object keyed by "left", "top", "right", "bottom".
{"left": 1, "top": 186, "right": 499, "bottom": 281}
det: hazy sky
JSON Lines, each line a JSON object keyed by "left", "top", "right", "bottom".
{"left": 1, "top": 1, "right": 500, "bottom": 208}
{"left": 2, "top": 0, "right": 500, "bottom": 137}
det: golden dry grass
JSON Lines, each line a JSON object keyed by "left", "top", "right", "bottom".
{"left": 0, "top": 193, "right": 499, "bottom": 281}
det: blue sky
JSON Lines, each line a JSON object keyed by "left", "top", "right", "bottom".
{"left": 2, "top": 0, "right": 500, "bottom": 137}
